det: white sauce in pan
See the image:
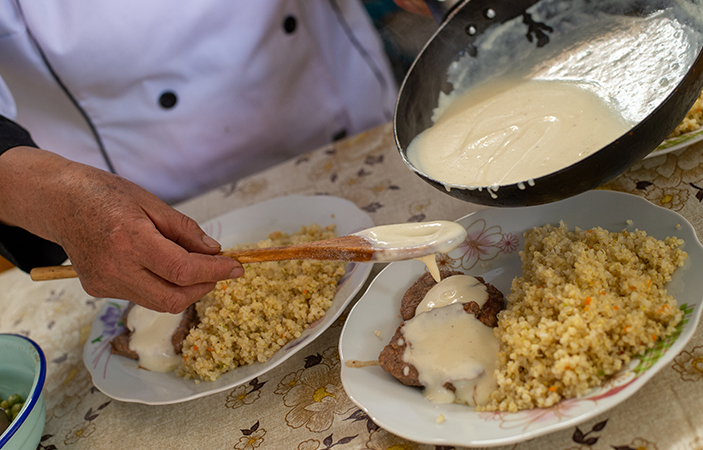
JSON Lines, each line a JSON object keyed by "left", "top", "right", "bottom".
{"left": 406, "top": 79, "right": 632, "bottom": 189}
{"left": 404, "top": 5, "right": 702, "bottom": 194}
{"left": 401, "top": 302, "right": 499, "bottom": 406}
{"left": 127, "top": 305, "right": 184, "bottom": 373}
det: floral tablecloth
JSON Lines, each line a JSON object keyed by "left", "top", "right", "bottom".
{"left": 1, "top": 123, "right": 702, "bottom": 450}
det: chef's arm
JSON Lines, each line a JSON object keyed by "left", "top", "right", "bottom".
{"left": 0, "top": 116, "right": 68, "bottom": 271}
{"left": 0, "top": 117, "right": 243, "bottom": 313}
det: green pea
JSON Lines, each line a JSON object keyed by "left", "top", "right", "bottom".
{"left": 10, "top": 402, "right": 22, "bottom": 415}
{"left": 6, "top": 394, "right": 22, "bottom": 406}
{"left": 3, "top": 407, "right": 10, "bottom": 422}
{"left": 0, "top": 400, "right": 8, "bottom": 411}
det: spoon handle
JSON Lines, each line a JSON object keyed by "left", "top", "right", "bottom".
{"left": 29, "top": 235, "right": 374, "bottom": 282}
{"left": 220, "top": 235, "right": 374, "bottom": 263}
{"left": 30, "top": 265, "right": 78, "bottom": 281}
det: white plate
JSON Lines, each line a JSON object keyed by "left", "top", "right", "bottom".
{"left": 84, "top": 195, "right": 374, "bottom": 405}
{"left": 339, "top": 190, "right": 703, "bottom": 448}
{"left": 648, "top": 128, "right": 703, "bottom": 158}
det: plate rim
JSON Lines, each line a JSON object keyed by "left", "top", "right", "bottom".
{"left": 648, "top": 127, "right": 703, "bottom": 158}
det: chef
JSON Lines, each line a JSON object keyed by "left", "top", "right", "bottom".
{"left": 0, "top": 1, "right": 406, "bottom": 312}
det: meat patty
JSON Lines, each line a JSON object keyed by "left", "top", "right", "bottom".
{"left": 110, "top": 303, "right": 199, "bottom": 359}
{"left": 378, "top": 271, "right": 504, "bottom": 387}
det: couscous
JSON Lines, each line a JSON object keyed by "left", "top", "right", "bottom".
{"left": 482, "top": 222, "right": 686, "bottom": 412}
{"left": 668, "top": 89, "right": 703, "bottom": 138}
{"left": 178, "top": 224, "right": 346, "bottom": 381}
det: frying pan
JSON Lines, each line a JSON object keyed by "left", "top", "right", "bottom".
{"left": 394, "top": 0, "right": 703, "bottom": 206}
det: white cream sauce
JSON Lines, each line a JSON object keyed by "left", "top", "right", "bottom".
{"left": 416, "top": 254, "right": 441, "bottom": 283}
{"left": 415, "top": 275, "right": 488, "bottom": 315}
{"left": 354, "top": 221, "right": 467, "bottom": 265}
{"left": 401, "top": 302, "right": 499, "bottom": 406}
{"left": 127, "top": 305, "right": 184, "bottom": 373}
{"left": 354, "top": 221, "right": 467, "bottom": 282}
{"left": 406, "top": 78, "right": 632, "bottom": 188}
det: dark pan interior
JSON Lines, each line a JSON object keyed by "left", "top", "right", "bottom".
{"left": 394, "top": 0, "right": 703, "bottom": 206}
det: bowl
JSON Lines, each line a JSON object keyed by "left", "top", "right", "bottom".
{"left": 395, "top": 0, "right": 703, "bottom": 206}
{"left": 0, "top": 334, "right": 47, "bottom": 450}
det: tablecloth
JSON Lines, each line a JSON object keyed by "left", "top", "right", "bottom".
{"left": 2, "top": 123, "right": 702, "bottom": 450}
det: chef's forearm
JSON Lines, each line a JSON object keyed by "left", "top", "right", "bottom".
{"left": 0, "top": 144, "right": 71, "bottom": 271}
{"left": 0, "top": 146, "right": 71, "bottom": 235}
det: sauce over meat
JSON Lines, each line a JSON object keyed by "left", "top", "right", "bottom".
{"left": 400, "top": 276, "right": 500, "bottom": 406}
{"left": 127, "top": 305, "right": 185, "bottom": 373}
{"left": 415, "top": 274, "right": 488, "bottom": 314}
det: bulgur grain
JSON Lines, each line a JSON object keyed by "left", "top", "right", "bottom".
{"left": 668, "top": 89, "right": 703, "bottom": 138}
{"left": 178, "top": 224, "right": 346, "bottom": 381}
{"left": 481, "top": 222, "right": 686, "bottom": 412}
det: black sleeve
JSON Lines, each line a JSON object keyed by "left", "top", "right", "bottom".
{"left": 0, "top": 115, "right": 68, "bottom": 272}
{"left": 0, "top": 114, "right": 37, "bottom": 153}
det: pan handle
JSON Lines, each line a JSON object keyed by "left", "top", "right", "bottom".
{"left": 425, "top": 0, "right": 464, "bottom": 23}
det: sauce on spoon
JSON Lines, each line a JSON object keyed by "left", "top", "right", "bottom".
{"left": 354, "top": 220, "right": 467, "bottom": 280}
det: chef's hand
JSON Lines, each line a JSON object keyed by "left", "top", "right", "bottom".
{"left": 0, "top": 146, "right": 243, "bottom": 313}
{"left": 393, "top": 0, "right": 432, "bottom": 16}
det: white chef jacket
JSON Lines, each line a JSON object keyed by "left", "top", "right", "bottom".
{"left": 0, "top": 1, "right": 397, "bottom": 203}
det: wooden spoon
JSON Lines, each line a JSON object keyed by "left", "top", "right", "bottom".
{"left": 29, "top": 235, "right": 373, "bottom": 281}
{"left": 29, "top": 221, "right": 467, "bottom": 281}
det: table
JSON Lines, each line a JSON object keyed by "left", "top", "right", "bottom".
{"left": 2, "top": 123, "right": 702, "bottom": 450}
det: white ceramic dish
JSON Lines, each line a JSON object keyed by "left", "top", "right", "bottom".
{"left": 649, "top": 127, "right": 703, "bottom": 158}
{"left": 0, "top": 334, "right": 46, "bottom": 450}
{"left": 339, "top": 190, "right": 703, "bottom": 447}
{"left": 85, "top": 195, "right": 374, "bottom": 405}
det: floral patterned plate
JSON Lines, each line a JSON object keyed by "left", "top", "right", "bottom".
{"left": 339, "top": 190, "right": 703, "bottom": 447}
{"left": 84, "top": 195, "right": 374, "bottom": 405}
{"left": 648, "top": 127, "right": 703, "bottom": 158}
